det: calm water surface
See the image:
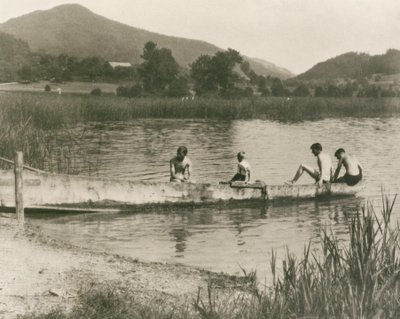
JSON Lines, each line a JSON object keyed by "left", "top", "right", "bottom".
{"left": 29, "top": 118, "right": 400, "bottom": 279}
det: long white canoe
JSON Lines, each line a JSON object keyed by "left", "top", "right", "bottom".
{"left": 0, "top": 170, "right": 364, "bottom": 211}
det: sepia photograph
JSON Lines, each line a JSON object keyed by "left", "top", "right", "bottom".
{"left": 0, "top": 0, "right": 399, "bottom": 318}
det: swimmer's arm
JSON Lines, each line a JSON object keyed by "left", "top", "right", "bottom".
{"left": 333, "top": 159, "right": 343, "bottom": 182}
{"left": 170, "top": 160, "right": 177, "bottom": 179}
{"left": 316, "top": 156, "right": 323, "bottom": 185}
{"left": 185, "top": 161, "right": 192, "bottom": 181}
{"left": 357, "top": 161, "right": 363, "bottom": 177}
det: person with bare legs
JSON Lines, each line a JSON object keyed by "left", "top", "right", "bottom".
{"left": 231, "top": 151, "right": 251, "bottom": 183}
{"left": 333, "top": 148, "right": 363, "bottom": 186}
{"left": 286, "top": 143, "right": 332, "bottom": 186}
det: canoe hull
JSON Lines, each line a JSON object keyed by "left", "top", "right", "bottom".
{"left": 0, "top": 170, "right": 364, "bottom": 210}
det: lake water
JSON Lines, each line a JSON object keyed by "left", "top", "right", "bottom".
{"left": 29, "top": 118, "right": 400, "bottom": 280}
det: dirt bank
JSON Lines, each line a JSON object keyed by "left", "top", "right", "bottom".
{"left": 0, "top": 215, "right": 248, "bottom": 318}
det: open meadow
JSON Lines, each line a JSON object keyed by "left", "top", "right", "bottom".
{"left": 0, "top": 81, "right": 120, "bottom": 95}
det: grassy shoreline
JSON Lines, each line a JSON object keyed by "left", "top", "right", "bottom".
{"left": 1, "top": 91, "right": 400, "bottom": 125}
{"left": 1, "top": 90, "right": 399, "bottom": 173}
{"left": 14, "top": 195, "right": 400, "bottom": 319}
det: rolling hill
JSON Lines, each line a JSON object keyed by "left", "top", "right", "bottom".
{"left": 297, "top": 49, "right": 400, "bottom": 81}
{"left": 0, "top": 4, "right": 293, "bottom": 79}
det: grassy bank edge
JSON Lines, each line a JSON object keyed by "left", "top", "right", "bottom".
{"left": 0, "top": 213, "right": 255, "bottom": 318}
{"left": 15, "top": 194, "right": 400, "bottom": 319}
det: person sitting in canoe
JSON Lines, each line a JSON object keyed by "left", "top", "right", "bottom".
{"left": 170, "top": 146, "right": 192, "bottom": 183}
{"left": 286, "top": 143, "right": 332, "bottom": 186}
{"left": 231, "top": 151, "right": 251, "bottom": 183}
{"left": 333, "top": 148, "right": 363, "bottom": 186}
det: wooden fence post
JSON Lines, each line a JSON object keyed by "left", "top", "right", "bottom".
{"left": 14, "top": 151, "right": 24, "bottom": 223}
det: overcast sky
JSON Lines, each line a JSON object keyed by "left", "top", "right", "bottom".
{"left": 1, "top": 0, "right": 399, "bottom": 74}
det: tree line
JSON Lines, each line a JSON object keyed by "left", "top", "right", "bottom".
{"left": 17, "top": 54, "right": 137, "bottom": 83}
{"left": 117, "top": 42, "right": 251, "bottom": 98}
{"left": 115, "top": 42, "right": 400, "bottom": 99}
{"left": 1, "top": 30, "right": 399, "bottom": 98}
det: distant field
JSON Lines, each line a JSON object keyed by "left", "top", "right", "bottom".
{"left": 376, "top": 73, "right": 400, "bottom": 88}
{"left": 380, "top": 73, "right": 400, "bottom": 82}
{"left": 0, "top": 81, "right": 119, "bottom": 94}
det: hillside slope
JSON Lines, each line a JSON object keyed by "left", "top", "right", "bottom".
{"left": 0, "top": 4, "right": 293, "bottom": 78}
{"left": 297, "top": 49, "right": 400, "bottom": 80}
{"left": 251, "top": 57, "right": 293, "bottom": 80}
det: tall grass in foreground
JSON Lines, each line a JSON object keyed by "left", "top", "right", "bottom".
{"left": 20, "top": 196, "right": 400, "bottom": 319}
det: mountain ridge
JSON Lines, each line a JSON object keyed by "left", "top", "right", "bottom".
{"left": 0, "top": 4, "right": 294, "bottom": 79}
{"left": 296, "top": 49, "right": 400, "bottom": 81}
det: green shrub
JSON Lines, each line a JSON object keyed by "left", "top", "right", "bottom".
{"left": 90, "top": 88, "right": 102, "bottom": 96}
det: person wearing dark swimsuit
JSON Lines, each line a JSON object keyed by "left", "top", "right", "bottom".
{"left": 333, "top": 148, "right": 363, "bottom": 186}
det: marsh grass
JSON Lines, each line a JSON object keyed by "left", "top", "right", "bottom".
{"left": 0, "top": 120, "right": 85, "bottom": 173}
{"left": 0, "top": 91, "right": 399, "bottom": 173}
{"left": 19, "top": 196, "right": 400, "bottom": 319}
{"left": 1, "top": 92, "right": 400, "bottom": 124}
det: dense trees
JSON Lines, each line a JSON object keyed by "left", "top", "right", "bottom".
{"left": 191, "top": 55, "right": 217, "bottom": 94}
{"left": 137, "top": 41, "right": 180, "bottom": 93}
{"left": 36, "top": 55, "right": 134, "bottom": 82}
{"left": 292, "top": 84, "right": 311, "bottom": 97}
{"left": 0, "top": 31, "right": 137, "bottom": 83}
{"left": 298, "top": 49, "right": 400, "bottom": 82}
{"left": 1, "top": 32, "right": 399, "bottom": 99}
{"left": 165, "top": 76, "right": 190, "bottom": 97}
{"left": 271, "top": 78, "right": 290, "bottom": 97}
{"left": 117, "top": 41, "right": 189, "bottom": 97}
{"left": 0, "top": 32, "right": 36, "bottom": 81}
{"left": 191, "top": 49, "right": 244, "bottom": 96}
{"left": 315, "top": 84, "right": 355, "bottom": 97}
{"left": 368, "top": 49, "right": 400, "bottom": 75}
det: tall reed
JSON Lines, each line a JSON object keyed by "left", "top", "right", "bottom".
{"left": 1, "top": 92, "right": 400, "bottom": 124}
{"left": 19, "top": 196, "right": 400, "bottom": 319}
{"left": 192, "top": 195, "right": 400, "bottom": 318}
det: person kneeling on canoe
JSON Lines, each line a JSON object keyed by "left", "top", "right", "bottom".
{"left": 231, "top": 151, "right": 251, "bottom": 183}
{"left": 286, "top": 143, "right": 332, "bottom": 186}
{"left": 333, "top": 148, "right": 363, "bottom": 186}
{"left": 170, "top": 146, "right": 192, "bottom": 183}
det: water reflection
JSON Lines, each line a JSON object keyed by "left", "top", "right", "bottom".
{"left": 29, "top": 196, "right": 365, "bottom": 276}
{"left": 28, "top": 117, "right": 400, "bottom": 276}
{"left": 169, "top": 226, "right": 188, "bottom": 256}
{"left": 50, "top": 118, "right": 400, "bottom": 199}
